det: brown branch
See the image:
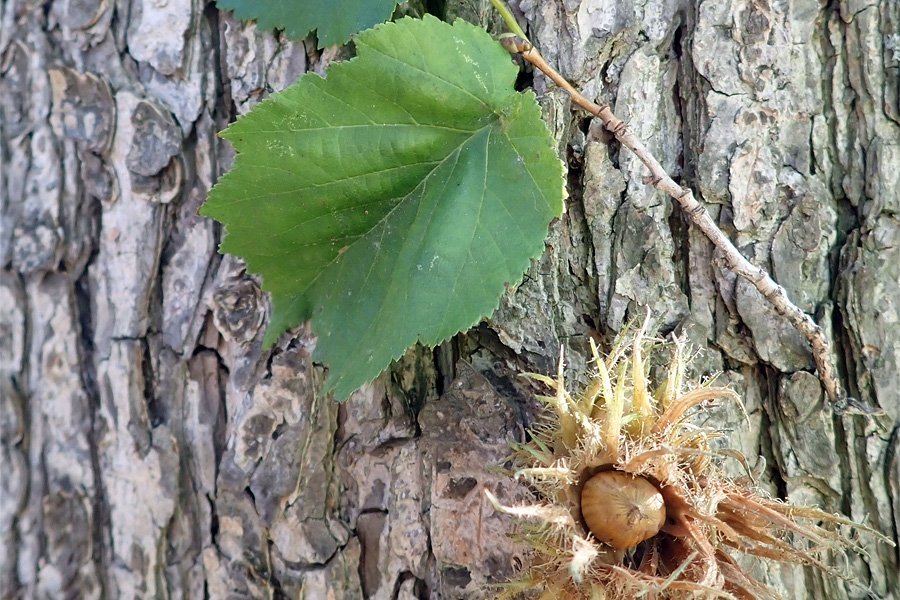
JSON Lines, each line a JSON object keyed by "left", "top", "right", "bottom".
{"left": 500, "top": 36, "right": 877, "bottom": 415}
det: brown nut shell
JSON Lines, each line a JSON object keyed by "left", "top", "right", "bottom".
{"left": 581, "top": 470, "right": 666, "bottom": 549}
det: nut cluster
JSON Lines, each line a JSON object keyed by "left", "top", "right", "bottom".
{"left": 486, "top": 318, "right": 886, "bottom": 599}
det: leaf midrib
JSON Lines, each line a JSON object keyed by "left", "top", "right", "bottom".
{"left": 290, "top": 120, "right": 496, "bottom": 305}
{"left": 234, "top": 123, "right": 477, "bottom": 135}
{"left": 212, "top": 160, "right": 446, "bottom": 211}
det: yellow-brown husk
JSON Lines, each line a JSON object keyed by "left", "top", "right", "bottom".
{"left": 486, "top": 319, "right": 887, "bottom": 599}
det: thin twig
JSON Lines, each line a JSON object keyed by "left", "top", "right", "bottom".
{"left": 489, "top": 0, "right": 528, "bottom": 41}
{"left": 498, "top": 34, "right": 876, "bottom": 416}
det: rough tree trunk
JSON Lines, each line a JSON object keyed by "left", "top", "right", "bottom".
{"left": 1, "top": 0, "right": 897, "bottom": 598}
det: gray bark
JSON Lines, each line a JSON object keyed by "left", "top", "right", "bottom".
{"left": 1, "top": 0, "right": 897, "bottom": 598}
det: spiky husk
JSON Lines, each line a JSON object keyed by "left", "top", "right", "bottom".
{"left": 488, "top": 317, "right": 885, "bottom": 599}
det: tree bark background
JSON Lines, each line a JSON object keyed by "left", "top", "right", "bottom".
{"left": 1, "top": 0, "right": 898, "bottom": 598}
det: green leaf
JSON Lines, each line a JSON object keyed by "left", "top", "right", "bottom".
{"left": 215, "top": 0, "right": 400, "bottom": 46}
{"left": 202, "top": 16, "right": 565, "bottom": 399}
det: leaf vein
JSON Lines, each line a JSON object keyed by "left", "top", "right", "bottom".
{"left": 361, "top": 43, "right": 493, "bottom": 113}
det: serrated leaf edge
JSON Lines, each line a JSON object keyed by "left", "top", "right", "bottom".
{"left": 203, "top": 16, "right": 567, "bottom": 400}
{"left": 214, "top": 0, "right": 400, "bottom": 46}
